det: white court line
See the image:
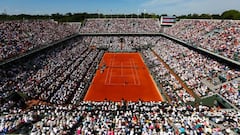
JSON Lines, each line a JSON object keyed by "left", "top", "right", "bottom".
{"left": 106, "top": 56, "right": 142, "bottom": 86}
{"left": 104, "top": 58, "right": 112, "bottom": 85}
{"left": 132, "top": 59, "right": 141, "bottom": 85}
{"left": 108, "top": 60, "right": 114, "bottom": 85}
{"left": 130, "top": 59, "right": 137, "bottom": 85}
{"left": 132, "top": 59, "right": 140, "bottom": 85}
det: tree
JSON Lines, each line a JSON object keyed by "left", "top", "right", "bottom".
{"left": 1, "top": 9, "right": 240, "bottom": 21}
{"left": 212, "top": 14, "right": 221, "bottom": 19}
{"left": 192, "top": 13, "right": 199, "bottom": 19}
{"left": 199, "top": 14, "right": 211, "bottom": 19}
{"left": 221, "top": 9, "right": 240, "bottom": 20}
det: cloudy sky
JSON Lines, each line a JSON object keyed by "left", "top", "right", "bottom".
{"left": 1, "top": 0, "right": 240, "bottom": 15}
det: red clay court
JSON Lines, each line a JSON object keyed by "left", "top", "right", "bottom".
{"left": 84, "top": 52, "right": 163, "bottom": 102}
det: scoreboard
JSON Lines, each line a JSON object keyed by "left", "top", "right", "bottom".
{"left": 160, "top": 16, "right": 176, "bottom": 26}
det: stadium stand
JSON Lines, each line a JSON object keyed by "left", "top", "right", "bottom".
{"left": 0, "top": 37, "right": 104, "bottom": 106}
{"left": 89, "top": 36, "right": 159, "bottom": 51}
{"left": 142, "top": 49, "right": 195, "bottom": 103}
{"left": 165, "top": 19, "right": 240, "bottom": 62}
{"left": 80, "top": 18, "right": 161, "bottom": 33}
{"left": 1, "top": 101, "right": 239, "bottom": 134}
{"left": 152, "top": 37, "right": 240, "bottom": 106}
{"left": 0, "top": 18, "right": 239, "bottom": 134}
{"left": 0, "top": 20, "right": 79, "bottom": 61}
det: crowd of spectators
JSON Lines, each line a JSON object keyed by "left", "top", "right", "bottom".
{"left": 216, "top": 80, "right": 240, "bottom": 108}
{"left": 80, "top": 18, "right": 161, "bottom": 33}
{"left": 1, "top": 101, "right": 239, "bottom": 134}
{"left": 89, "top": 36, "right": 159, "bottom": 51}
{"left": 0, "top": 37, "right": 104, "bottom": 113}
{"left": 142, "top": 49, "right": 195, "bottom": 103}
{"left": 165, "top": 19, "right": 240, "bottom": 62}
{"left": 0, "top": 20, "right": 79, "bottom": 61}
{"left": 1, "top": 18, "right": 240, "bottom": 134}
{"left": 152, "top": 37, "right": 240, "bottom": 107}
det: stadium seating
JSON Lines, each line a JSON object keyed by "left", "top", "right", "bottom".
{"left": 165, "top": 19, "right": 240, "bottom": 62}
{"left": 142, "top": 49, "right": 195, "bottom": 103}
{"left": 0, "top": 18, "right": 239, "bottom": 134}
{"left": 89, "top": 36, "right": 159, "bottom": 51}
{"left": 1, "top": 101, "right": 239, "bottom": 134}
{"left": 152, "top": 37, "right": 240, "bottom": 107}
{"left": 0, "top": 20, "right": 79, "bottom": 61}
{"left": 80, "top": 18, "right": 161, "bottom": 33}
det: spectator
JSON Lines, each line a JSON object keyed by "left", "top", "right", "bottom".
{"left": 0, "top": 20, "right": 79, "bottom": 61}
{"left": 165, "top": 19, "right": 240, "bottom": 62}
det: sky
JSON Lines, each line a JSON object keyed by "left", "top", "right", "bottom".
{"left": 1, "top": 0, "right": 240, "bottom": 16}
